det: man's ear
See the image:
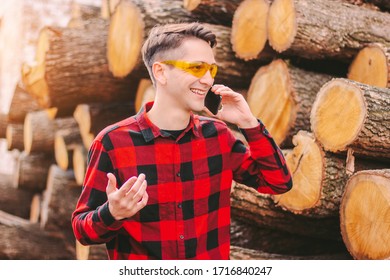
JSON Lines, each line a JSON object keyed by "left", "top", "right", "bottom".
{"left": 152, "top": 62, "right": 167, "bottom": 85}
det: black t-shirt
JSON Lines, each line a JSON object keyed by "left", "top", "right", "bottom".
{"left": 161, "top": 129, "right": 185, "bottom": 139}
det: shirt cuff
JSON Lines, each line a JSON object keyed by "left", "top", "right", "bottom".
{"left": 98, "top": 202, "right": 123, "bottom": 229}
{"left": 239, "top": 119, "right": 271, "bottom": 142}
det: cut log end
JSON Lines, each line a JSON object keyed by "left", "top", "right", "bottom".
{"left": 267, "top": 0, "right": 297, "bottom": 53}
{"left": 273, "top": 131, "right": 323, "bottom": 212}
{"left": 73, "top": 145, "right": 87, "bottom": 186}
{"left": 231, "top": 0, "right": 269, "bottom": 60}
{"left": 76, "top": 240, "right": 90, "bottom": 260}
{"left": 348, "top": 45, "right": 389, "bottom": 88}
{"left": 23, "top": 113, "right": 34, "bottom": 155}
{"left": 54, "top": 134, "right": 70, "bottom": 170}
{"left": 21, "top": 28, "right": 52, "bottom": 108}
{"left": 246, "top": 59, "right": 296, "bottom": 145}
{"left": 340, "top": 169, "right": 390, "bottom": 259}
{"left": 183, "top": 0, "right": 201, "bottom": 11}
{"left": 135, "top": 80, "right": 155, "bottom": 112}
{"left": 107, "top": 0, "right": 145, "bottom": 78}
{"left": 310, "top": 79, "right": 366, "bottom": 152}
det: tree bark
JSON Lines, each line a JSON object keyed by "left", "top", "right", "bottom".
{"left": 230, "top": 181, "right": 342, "bottom": 240}
{"left": 272, "top": 131, "right": 351, "bottom": 218}
{"left": 310, "top": 78, "right": 390, "bottom": 161}
{"left": 6, "top": 123, "right": 24, "bottom": 151}
{"left": 21, "top": 20, "right": 140, "bottom": 117}
{"left": 268, "top": 0, "right": 390, "bottom": 61}
{"left": 0, "top": 175, "right": 34, "bottom": 219}
{"left": 0, "top": 113, "right": 7, "bottom": 138}
{"left": 246, "top": 59, "right": 332, "bottom": 147}
{"left": 340, "top": 169, "right": 390, "bottom": 260}
{"left": 230, "top": 245, "right": 351, "bottom": 260}
{"left": 40, "top": 165, "right": 80, "bottom": 232}
{"left": 107, "top": 0, "right": 270, "bottom": 87}
{"left": 7, "top": 82, "right": 40, "bottom": 124}
{"left": 0, "top": 211, "right": 75, "bottom": 260}
{"left": 230, "top": 218, "right": 350, "bottom": 257}
{"left": 24, "top": 110, "right": 77, "bottom": 155}
{"left": 183, "top": 0, "right": 244, "bottom": 26}
{"left": 12, "top": 151, "right": 54, "bottom": 192}
{"left": 73, "top": 101, "right": 135, "bottom": 149}
{"left": 365, "top": 0, "right": 390, "bottom": 10}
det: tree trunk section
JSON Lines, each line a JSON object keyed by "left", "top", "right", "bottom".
{"left": 348, "top": 43, "right": 390, "bottom": 88}
{"left": 183, "top": 0, "right": 243, "bottom": 26}
{"left": 365, "top": 0, "right": 390, "bottom": 11}
{"left": 0, "top": 175, "right": 34, "bottom": 219}
{"left": 24, "top": 110, "right": 77, "bottom": 155}
{"left": 67, "top": 3, "right": 101, "bottom": 29}
{"left": 73, "top": 101, "right": 135, "bottom": 149}
{"left": 340, "top": 169, "right": 390, "bottom": 260}
{"left": 310, "top": 78, "right": 390, "bottom": 161}
{"left": 21, "top": 20, "right": 140, "bottom": 117}
{"left": 230, "top": 181, "right": 342, "bottom": 240}
{"left": 0, "top": 212, "right": 75, "bottom": 260}
{"left": 54, "top": 125, "right": 82, "bottom": 171}
{"left": 272, "top": 131, "right": 351, "bottom": 218}
{"left": 108, "top": 0, "right": 270, "bottom": 87}
{"left": 40, "top": 165, "right": 80, "bottom": 232}
{"left": 268, "top": 0, "right": 390, "bottom": 61}
{"left": 73, "top": 144, "right": 88, "bottom": 186}
{"left": 7, "top": 82, "right": 40, "bottom": 124}
{"left": 230, "top": 218, "right": 350, "bottom": 257}
{"left": 134, "top": 79, "right": 154, "bottom": 112}
{"left": 231, "top": 0, "right": 270, "bottom": 60}
{"left": 76, "top": 240, "right": 108, "bottom": 260}
{"left": 246, "top": 59, "right": 332, "bottom": 147}
{"left": 230, "top": 245, "right": 351, "bottom": 260}
{"left": 0, "top": 113, "right": 7, "bottom": 138}
{"left": 6, "top": 123, "right": 24, "bottom": 151}
{"left": 12, "top": 151, "right": 54, "bottom": 192}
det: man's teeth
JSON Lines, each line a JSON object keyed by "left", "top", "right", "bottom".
{"left": 191, "top": 89, "right": 206, "bottom": 95}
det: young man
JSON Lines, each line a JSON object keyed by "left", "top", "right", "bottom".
{"left": 72, "top": 22, "right": 292, "bottom": 260}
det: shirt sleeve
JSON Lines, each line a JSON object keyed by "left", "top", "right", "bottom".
{"left": 230, "top": 119, "right": 293, "bottom": 194}
{"left": 71, "top": 139, "right": 123, "bottom": 245}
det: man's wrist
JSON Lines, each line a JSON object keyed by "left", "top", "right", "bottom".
{"left": 237, "top": 117, "right": 259, "bottom": 129}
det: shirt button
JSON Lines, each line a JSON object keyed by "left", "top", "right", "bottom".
{"left": 176, "top": 172, "right": 181, "bottom": 177}
{"left": 179, "top": 235, "right": 184, "bottom": 240}
{"left": 178, "top": 203, "right": 182, "bottom": 208}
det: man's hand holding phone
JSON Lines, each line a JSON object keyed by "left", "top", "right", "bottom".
{"left": 204, "top": 89, "right": 222, "bottom": 115}
{"left": 204, "top": 85, "right": 258, "bottom": 129}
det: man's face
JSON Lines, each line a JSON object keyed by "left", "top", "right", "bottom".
{"left": 163, "top": 37, "right": 216, "bottom": 113}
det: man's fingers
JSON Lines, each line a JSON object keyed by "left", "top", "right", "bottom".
{"left": 118, "top": 176, "right": 138, "bottom": 195}
{"left": 106, "top": 173, "right": 117, "bottom": 195}
{"left": 124, "top": 173, "right": 146, "bottom": 196}
{"left": 133, "top": 179, "right": 148, "bottom": 201}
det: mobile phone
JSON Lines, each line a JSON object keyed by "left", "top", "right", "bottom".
{"left": 204, "top": 89, "right": 222, "bottom": 115}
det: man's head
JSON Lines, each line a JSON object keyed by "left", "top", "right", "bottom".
{"left": 141, "top": 22, "right": 217, "bottom": 85}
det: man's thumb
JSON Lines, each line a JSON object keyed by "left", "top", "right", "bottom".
{"left": 106, "top": 173, "right": 117, "bottom": 195}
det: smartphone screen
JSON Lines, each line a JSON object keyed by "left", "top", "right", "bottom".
{"left": 204, "top": 89, "right": 222, "bottom": 115}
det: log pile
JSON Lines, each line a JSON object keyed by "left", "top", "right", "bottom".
{"left": 0, "top": 0, "right": 389, "bottom": 260}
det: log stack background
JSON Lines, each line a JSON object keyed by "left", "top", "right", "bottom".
{"left": 0, "top": 0, "right": 389, "bottom": 260}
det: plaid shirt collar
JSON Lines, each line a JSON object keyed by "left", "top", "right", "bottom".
{"left": 135, "top": 101, "right": 201, "bottom": 142}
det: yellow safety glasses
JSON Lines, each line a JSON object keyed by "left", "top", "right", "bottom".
{"left": 161, "top": 60, "right": 218, "bottom": 78}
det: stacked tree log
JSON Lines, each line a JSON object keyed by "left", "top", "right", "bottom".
{"left": 1, "top": 0, "right": 389, "bottom": 260}
{"left": 224, "top": 0, "right": 390, "bottom": 260}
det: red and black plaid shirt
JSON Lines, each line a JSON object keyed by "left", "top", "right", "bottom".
{"left": 72, "top": 102, "right": 292, "bottom": 259}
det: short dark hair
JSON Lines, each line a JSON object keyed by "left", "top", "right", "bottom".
{"left": 141, "top": 22, "right": 217, "bottom": 84}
